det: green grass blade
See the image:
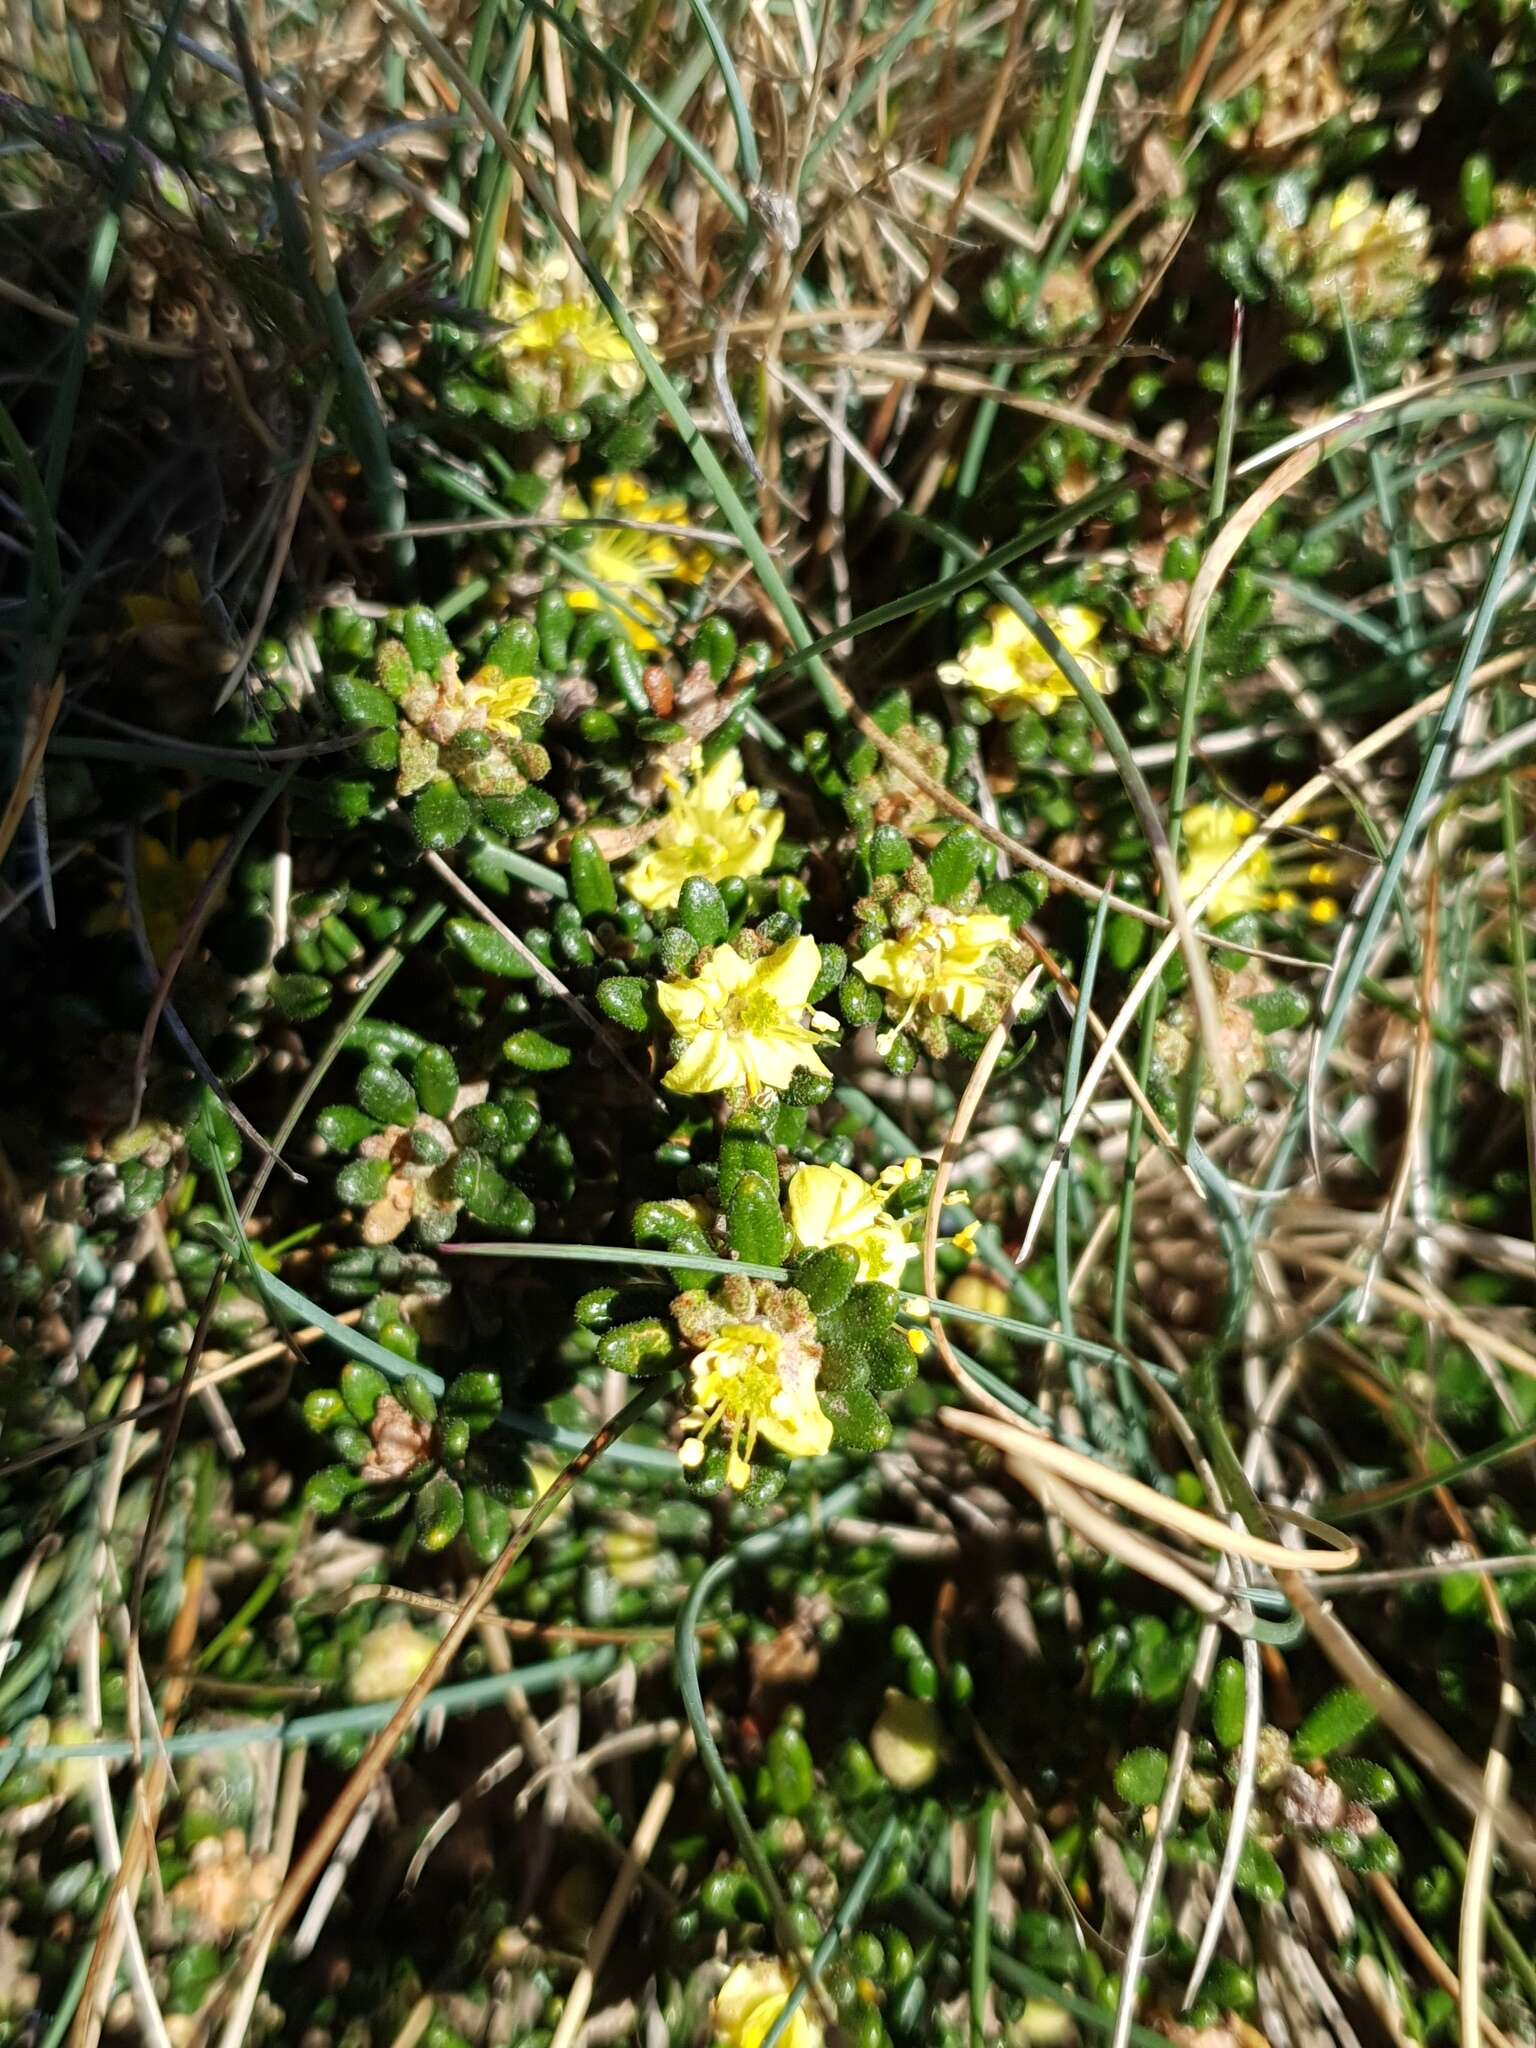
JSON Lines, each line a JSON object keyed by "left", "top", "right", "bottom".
{"left": 682, "top": 0, "right": 759, "bottom": 187}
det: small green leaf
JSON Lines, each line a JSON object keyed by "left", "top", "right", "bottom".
{"left": 317, "top": 1105, "right": 382, "bottom": 1152}
{"left": 1244, "top": 987, "right": 1311, "bottom": 1034}
{"left": 929, "top": 826, "right": 985, "bottom": 905}
{"left": 1106, "top": 912, "right": 1146, "bottom": 972}
{"left": 479, "top": 787, "right": 559, "bottom": 838}
{"left": 840, "top": 972, "right": 884, "bottom": 1028}
{"left": 412, "top": 778, "right": 474, "bottom": 852}
{"left": 596, "top": 974, "right": 649, "bottom": 1032}
{"left": 863, "top": 1330, "right": 918, "bottom": 1392}
{"left": 809, "top": 943, "right": 847, "bottom": 1004}
{"left": 597, "top": 1318, "right": 678, "bottom": 1376}
{"left": 186, "top": 1095, "right": 240, "bottom": 1173}
{"left": 413, "top": 1044, "right": 459, "bottom": 1119}
{"left": 271, "top": 972, "right": 334, "bottom": 1023}
{"left": 502, "top": 1029, "right": 571, "bottom": 1072}
{"left": 402, "top": 605, "right": 453, "bottom": 672}
{"left": 1234, "top": 1836, "right": 1285, "bottom": 1903}
{"left": 416, "top": 1472, "right": 465, "bottom": 1552}
{"left": 537, "top": 590, "right": 575, "bottom": 667}
{"left": 341, "top": 1362, "right": 389, "bottom": 1425}
{"left": 302, "top": 1388, "right": 346, "bottom": 1433}
{"left": 659, "top": 925, "right": 699, "bottom": 974}
{"left": 1462, "top": 152, "right": 1494, "bottom": 230}
{"left": 822, "top": 1282, "right": 900, "bottom": 1344}
{"left": 328, "top": 675, "right": 400, "bottom": 771}
{"left": 820, "top": 1381, "right": 891, "bottom": 1453}
{"left": 481, "top": 619, "right": 540, "bottom": 678}
{"left": 765, "top": 1725, "right": 815, "bottom": 1815}
{"left": 676, "top": 877, "right": 728, "bottom": 947}
{"left": 1210, "top": 1657, "right": 1246, "bottom": 1750}
{"left": 450, "top": 1151, "right": 535, "bottom": 1234}
{"left": 1293, "top": 1686, "right": 1377, "bottom": 1760}
{"left": 357, "top": 1063, "right": 417, "bottom": 1125}
{"left": 446, "top": 1370, "right": 501, "bottom": 1415}
{"left": 1114, "top": 1747, "right": 1169, "bottom": 1805}
{"left": 345, "top": 1019, "right": 427, "bottom": 1060}
{"left": 569, "top": 831, "right": 618, "bottom": 916}
{"left": 304, "top": 1464, "right": 362, "bottom": 1515}
{"left": 719, "top": 1122, "right": 779, "bottom": 1205}
{"left": 691, "top": 616, "right": 737, "bottom": 683}
{"left": 632, "top": 1199, "right": 715, "bottom": 1290}
{"left": 795, "top": 1245, "right": 858, "bottom": 1314}
{"left": 336, "top": 1157, "right": 391, "bottom": 1206}
{"left": 727, "top": 1170, "right": 788, "bottom": 1266}
{"left": 463, "top": 1485, "right": 512, "bottom": 1563}
{"left": 447, "top": 915, "right": 535, "bottom": 978}
{"left": 868, "top": 825, "right": 911, "bottom": 877}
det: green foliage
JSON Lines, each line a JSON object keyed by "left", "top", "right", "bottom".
{"left": 1293, "top": 1688, "right": 1379, "bottom": 1761}
{"left": 8, "top": 8, "right": 1536, "bottom": 2039}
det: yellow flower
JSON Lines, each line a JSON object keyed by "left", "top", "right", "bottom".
{"left": 787, "top": 1163, "right": 909, "bottom": 1286}
{"left": 495, "top": 253, "right": 655, "bottom": 407}
{"left": 713, "top": 1959, "right": 823, "bottom": 2048}
{"left": 1178, "top": 802, "right": 1272, "bottom": 924}
{"left": 657, "top": 936, "right": 837, "bottom": 1097}
{"left": 946, "top": 1273, "right": 1010, "bottom": 1320}
{"left": 679, "top": 1321, "right": 833, "bottom": 1492}
{"left": 563, "top": 474, "right": 711, "bottom": 651}
{"left": 787, "top": 1155, "right": 973, "bottom": 1289}
{"left": 120, "top": 557, "right": 228, "bottom": 677}
{"left": 121, "top": 564, "right": 202, "bottom": 638}
{"left": 623, "top": 747, "right": 783, "bottom": 910}
{"left": 938, "top": 603, "right": 1116, "bottom": 719}
{"left": 107, "top": 835, "right": 228, "bottom": 966}
{"left": 1305, "top": 181, "right": 1437, "bottom": 327}
{"left": 464, "top": 668, "right": 539, "bottom": 735}
{"left": 1179, "top": 801, "right": 1343, "bottom": 926}
{"left": 346, "top": 1620, "right": 437, "bottom": 1705}
{"left": 854, "top": 910, "right": 1013, "bottom": 1049}
{"left": 869, "top": 1690, "right": 945, "bottom": 1790}
{"left": 601, "top": 1525, "right": 661, "bottom": 1587}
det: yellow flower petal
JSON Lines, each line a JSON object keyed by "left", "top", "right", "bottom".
{"left": 760, "top": 1386, "right": 834, "bottom": 1460}
{"left": 656, "top": 979, "right": 706, "bottom": 1033}
{"left": 754, "top": 933, "right": 822, "bottom": 1009}
{"left": 663, "top": 1029, "right": 744, "bottom": 1096}
{"left": 788, "top": 1163, "right": 884, "bottom": 1244}
{"left": 465, "top": 671, "right": 539, "bottom": 733}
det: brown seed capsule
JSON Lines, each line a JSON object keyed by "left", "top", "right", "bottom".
{"left": 642, "top": 665, "right": 674, "bottom": 715}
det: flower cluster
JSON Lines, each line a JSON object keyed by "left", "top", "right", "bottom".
{"left": 494, "top": 252, "right": 655, "bottom": 411}
{"left": 673, "top": 1277, "right": 830, "bottom": 1493}
{"left": 854, "top": 908, "right": 1018, "bottom": 1055}
{"left": 1266, "top": 179, "right": 1438, "bottom": 329}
